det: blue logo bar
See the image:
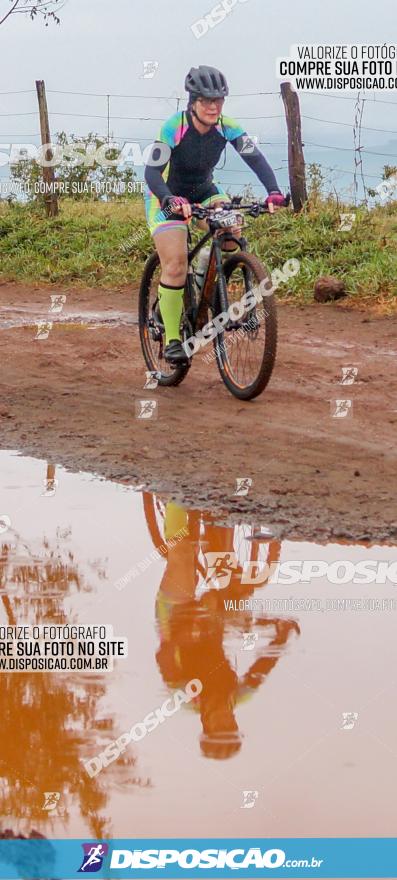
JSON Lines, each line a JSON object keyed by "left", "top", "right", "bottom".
{"left": 0, "top": 838, "right": 397, "bottom": 878}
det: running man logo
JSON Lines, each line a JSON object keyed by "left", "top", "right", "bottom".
{"left": 203, "top": 551, "right": 238, "bottom": 590}
{"left": 144, "top": 371, "right": 161, "bottom": 390}
{"left": 136, "top": 400, "right": 158, "bottom": 420}
{"left": 142, "top": 61, "right": 159, "bottom": 79}
{"left": 35, "top": 321, "right": 53, "bottom": 340}
{"left": 341, "top": 712, "right": 359, "bottom": 731}
{"left": 49, "top": 294, "right": 67, "bottom": 314}
{"left": 242, "top": 632, "right": 258, "bottom": 651}
{"left": 340, "top": 366, "right": 358, "bottom": 386}
{"left": 78, "top": 843, "right": 108, "bottom": 873}
{"left": 42, "top": 478, "right": 58, "bottom": 497}
{"left": 338, "top": 213, "right": 356, "bottom": 232}
{"left": 241, "top": 790, "right": 259, "bottom": 809}
{"left": 331, "top": 399, "right": 353, "bottom": 419}
{"left": 234, "top": 477, "right": 253, "bottom": 496}
{"left": 239, "top": 135, "right": 258, "bottom": 155}
{"left": 42, "top": 791, "right": 61, "bottom": 811}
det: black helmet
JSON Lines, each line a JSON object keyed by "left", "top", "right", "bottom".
{"left": 185, "top": 66, "right": 229, "bottom": 100}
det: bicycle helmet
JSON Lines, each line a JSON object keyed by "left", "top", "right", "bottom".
{"left": 200, "top": 731, "right": 242, "bottom": 760}
{"left": 185, "top": 66, "right": 229, "bottom": 100}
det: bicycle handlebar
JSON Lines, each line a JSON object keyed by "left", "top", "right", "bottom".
{"left": 189, "top": 193, "right": 291, "bottom": 220}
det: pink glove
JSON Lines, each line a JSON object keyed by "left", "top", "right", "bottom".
{"left": 168, "top": 196, "right": 191, "bottom": 214}
{"left": 265, "top": 192, "right": 287, "bottom": 208}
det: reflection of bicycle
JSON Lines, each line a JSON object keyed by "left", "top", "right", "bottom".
{"left": 139, "top": 198, "right": 283, "bottom": 400}
{"left": 142, "top": 491, "right": 279, "bottom": 586}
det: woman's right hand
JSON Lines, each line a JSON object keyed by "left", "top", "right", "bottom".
{"left": 166, "top": 196, "right": 192, "bottom": 220}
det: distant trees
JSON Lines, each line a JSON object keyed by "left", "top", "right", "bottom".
{"left": 0, "top": 0, "right": 65, "bottom": 27}
{"left": 11, "top": 131, "right": 139, "bottom": 202}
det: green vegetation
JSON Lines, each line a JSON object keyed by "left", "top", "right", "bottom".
{"left": 0, "top": 198, "right": 148, "bottom": 287}
{"left": 0, "top": 195, "right": 396, "bottom": 311}
{"left": 11, "top": 132, "right": 138, "bottom": 204}
{"left": 248, "top": 200, "right": 397, "bottom": 312}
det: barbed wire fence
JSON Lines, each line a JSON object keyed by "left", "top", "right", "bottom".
{"left": 0, "top": 82, "right": 396, "bottom": 213}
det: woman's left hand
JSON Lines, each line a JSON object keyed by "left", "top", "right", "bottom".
{"left": 265, "top": 192, "right": 288, "bottom": 211}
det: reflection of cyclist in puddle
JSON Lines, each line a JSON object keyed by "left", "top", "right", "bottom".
{"left": 155, "top": 501, "right": 300, "bottom": 760}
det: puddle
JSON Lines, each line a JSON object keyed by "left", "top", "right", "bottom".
{"left": 0, "top": 308, "right": 135, "bottom": 330}
{"left": 1, "top": 449, "right": 397, "bottom": 841}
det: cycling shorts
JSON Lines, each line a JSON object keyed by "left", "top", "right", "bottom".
{"left": 144, "top": 183, "right": 230, "bottom": 237}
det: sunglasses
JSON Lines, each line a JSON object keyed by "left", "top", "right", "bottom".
{"left": 196, "top": 97, "right": 225, "bottom": 108}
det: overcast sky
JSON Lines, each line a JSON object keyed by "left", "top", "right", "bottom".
{"left": 0, "top": 0, "right": 396, "bottom": 194}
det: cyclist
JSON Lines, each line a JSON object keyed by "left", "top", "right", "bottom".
{"left": 144, "top": 65, "right": 287, "bottom": 365}
{"left": 153, "top": 499, "right": 300, "bottom": 759}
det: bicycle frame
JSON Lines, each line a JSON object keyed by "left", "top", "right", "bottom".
{"left": 184, "top": 225, "right": 248, "bottom": 333}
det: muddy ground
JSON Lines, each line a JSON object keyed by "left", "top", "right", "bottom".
{"left": 0, "top": 282, "right": 396, "bottom": 543}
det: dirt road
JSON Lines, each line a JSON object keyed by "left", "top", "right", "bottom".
{"left": 1, "top": 282, "right": 396, "bottom": 543}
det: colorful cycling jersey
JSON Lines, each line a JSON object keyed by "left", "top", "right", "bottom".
{"left": 144, "top": 109, "right": 281, "bottom": 204}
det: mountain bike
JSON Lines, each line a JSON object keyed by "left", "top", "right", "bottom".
{"left": 139, "top": 196, "right": 289, "bottom": 401}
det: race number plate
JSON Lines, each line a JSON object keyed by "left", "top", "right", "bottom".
{"left": 219, "top": 212, "right": 243, "bottom": 228}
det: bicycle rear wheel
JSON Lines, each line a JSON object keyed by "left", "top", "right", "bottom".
{"left": 139, "top": 252, "right": 190, "bottom": 387}
{"left": 213, "top": 252, "right": 277, "bottom": 400}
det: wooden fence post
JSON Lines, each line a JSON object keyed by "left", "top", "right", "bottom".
{"left": 35, "top": 79, "right": 58, "bottom": 217}
{"left": 281, "top": 81, "right": 307, "bottom": 212}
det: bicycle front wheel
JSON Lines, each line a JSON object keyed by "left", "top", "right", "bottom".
{"left": 213, "top": 252, "right": 277, "bottom": 401}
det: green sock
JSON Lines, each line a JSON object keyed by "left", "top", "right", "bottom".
{"left": 158, "top": 283, "right": 184, "bottom": 345}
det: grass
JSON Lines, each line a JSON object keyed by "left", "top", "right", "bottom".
{"left": 248, "top": 201, "right": 397, "bottom": 313}
{"left": 0, "top": 197, "right": 396, "bottom": 312}
{"left": 0, "top": 198, "right": 149, "bottom": 287}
